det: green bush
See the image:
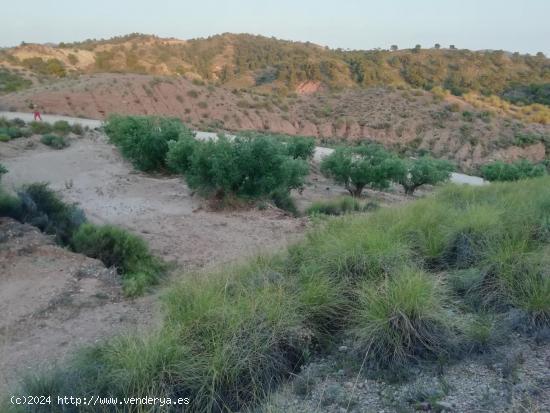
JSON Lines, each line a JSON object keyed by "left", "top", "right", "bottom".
{"left": 398, "top": 156, "right": 454, "bottom": 194}
{"left": 321, "top": 144, "right": 405, "bottom": 197}
{"left": 353, "top": 269, "right": 452, "bottom": 367}
{"left": 180, "top": 135, "right": 309, "bottom": 199}
{"left": 105, "top": 115, "right": 193, "bottom": 172}
{"left": 72, "top": 224, "right": 165, "bottom": 296}
{"left": 29, "top": 121, "right": 53, "bottom": 134}
{"left": 0, "top": 126, "right": 24, "bottom": 139}
{"left": 165, "top": 135, "right": 198, "bottom": 174}
{"left": 285, "top": 136, "right": 316, "bottom": 160}
{"left": 0, "top": 188, "right": 22, "bottom": 219}
{"left": 0, "top": 134, "right": 9, "bottom": 142}
{"left": 41, "top": 134, "right": 68, "bottom": 149}
{"left": 17, "top": 183, "right": 85, "bottom": 244}
{"left": 52, "top": 120, "right": 71, "bottom": 135}
{"left": 481, "top": 159, "right": 546, "bottom": 181}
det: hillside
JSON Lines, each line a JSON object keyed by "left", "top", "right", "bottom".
{"left": 1, "top": 33, "right": 550, "bottom": 170}
{"left": 2, "top": 33, "right": 550, "bottom": 95}
{"left": 1, "top": 73, "right": 549, "bottom": 170}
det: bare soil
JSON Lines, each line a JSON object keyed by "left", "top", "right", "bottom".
{"left": 0, "top": 218, "right": 158, "bottom": 394}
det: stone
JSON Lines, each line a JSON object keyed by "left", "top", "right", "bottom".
{"left": 434, "top": 401, "right": 453, "bottom": 411}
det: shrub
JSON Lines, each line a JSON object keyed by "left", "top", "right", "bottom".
{"left": 0, "top": 134, "right": 9, "bottom": 142}
{"left": 0, "top": 187, "right": 22, "bottom": 219}
{"left": 165, "top": 135, "right": 198, "bottom": 174}
{"left": 285, "top": 136, "right": 316, "bottom": 160}
{"left": 398, "top": 157, "right": 454, "bottom": 195}
{"left": 52, "top": 120, "right": 71, "bottom": 135}
{"left": 17, "top": 183, "right": 85, "bottom": 244}
{"left": 320, "top": 144, "right": 405, "bottom": 197}
{"left": 29, "top": 121, "right": 53, "bottom": 134}
{"left": 70, "top": 123, "right": 84, "bottom": 135}
{"left": 72, "top": 224, "right": 165, "bottom": 296}
{"left": 182, "top": 135, "right": 309, "bottom": 199}
{"left": 270, "top": 188, "right": 299, "bottom": 216}
{"left": 41, "top": 134, "right": 68, "bottom": 149}
{"left": 353, "top": 269, "right": 452, "bottom": 367}
{"left": 104, "top": 115, "right": 193, "bottom": 172}
{"left": 0, "top": 126, "right": 24, "bottom": 139}
{"left": 481, "top": 159, "right": 546, "bottom": 182}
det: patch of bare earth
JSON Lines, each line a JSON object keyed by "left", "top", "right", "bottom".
{"left": 0, "top": 218, "right": 157, "bottom": 394}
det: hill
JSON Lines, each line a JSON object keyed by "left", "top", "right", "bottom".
{"left": 1, "top": 33, "right": 550, "bottom": 169}
{"left": 2, "top": 33, "right": 550, "bottom": 94}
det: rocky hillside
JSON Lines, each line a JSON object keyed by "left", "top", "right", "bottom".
{"left": 1, "top": 33, "right": 550, "bottom": 170}
{"left": 1, "top": 72, "right": 549, "bottom": 170}
{"left": 1, "top": 33, "right": 550, "bottom": 95}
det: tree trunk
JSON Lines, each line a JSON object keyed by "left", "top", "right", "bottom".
{"left": 351, "top": 185, "right": 365, "bottom": 198}
{"left": 404, "top": 185, "right": 418, "bottom": 195}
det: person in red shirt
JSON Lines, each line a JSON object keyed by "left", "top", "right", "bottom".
{"left": 33, "top": 108, "right": 42, "bottom": 121}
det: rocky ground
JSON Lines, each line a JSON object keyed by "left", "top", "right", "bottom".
{"left": 263, "top": 336, "right": 550, "bottom": 413}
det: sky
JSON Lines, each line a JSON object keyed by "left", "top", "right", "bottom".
{"left": 2, "top": 0, "right": 549, "bottom": 55}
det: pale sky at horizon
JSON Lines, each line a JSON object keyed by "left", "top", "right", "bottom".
{"left": 2, "top": 0, "right": 549, "bottom": 55}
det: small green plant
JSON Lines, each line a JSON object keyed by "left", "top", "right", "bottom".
{"left": 17, "top": 183, "right": 85, "bottom": 244}
{"left": 30, "top": 121, "right": 53, "bottom": 134}
{"left": 52, "top": 120, "right": 71, "bottom": 135}
{"left": 0, "top": 134, "right": 9, "bottom": 142}
{"left": 41, "top": 134, "right": 68, "bottom": 149}
{"left": 353, "top": 269, "right": 452, "bottom": 367}
{"left": 72, "top": 224, "right": 165, "bottom": 296}
{"left": 0, "top": 187, "right": 22, "bottom": 218}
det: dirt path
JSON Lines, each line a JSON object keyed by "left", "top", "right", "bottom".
{"left": 0, "top": 111, "right": 102, "bottom": 129}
